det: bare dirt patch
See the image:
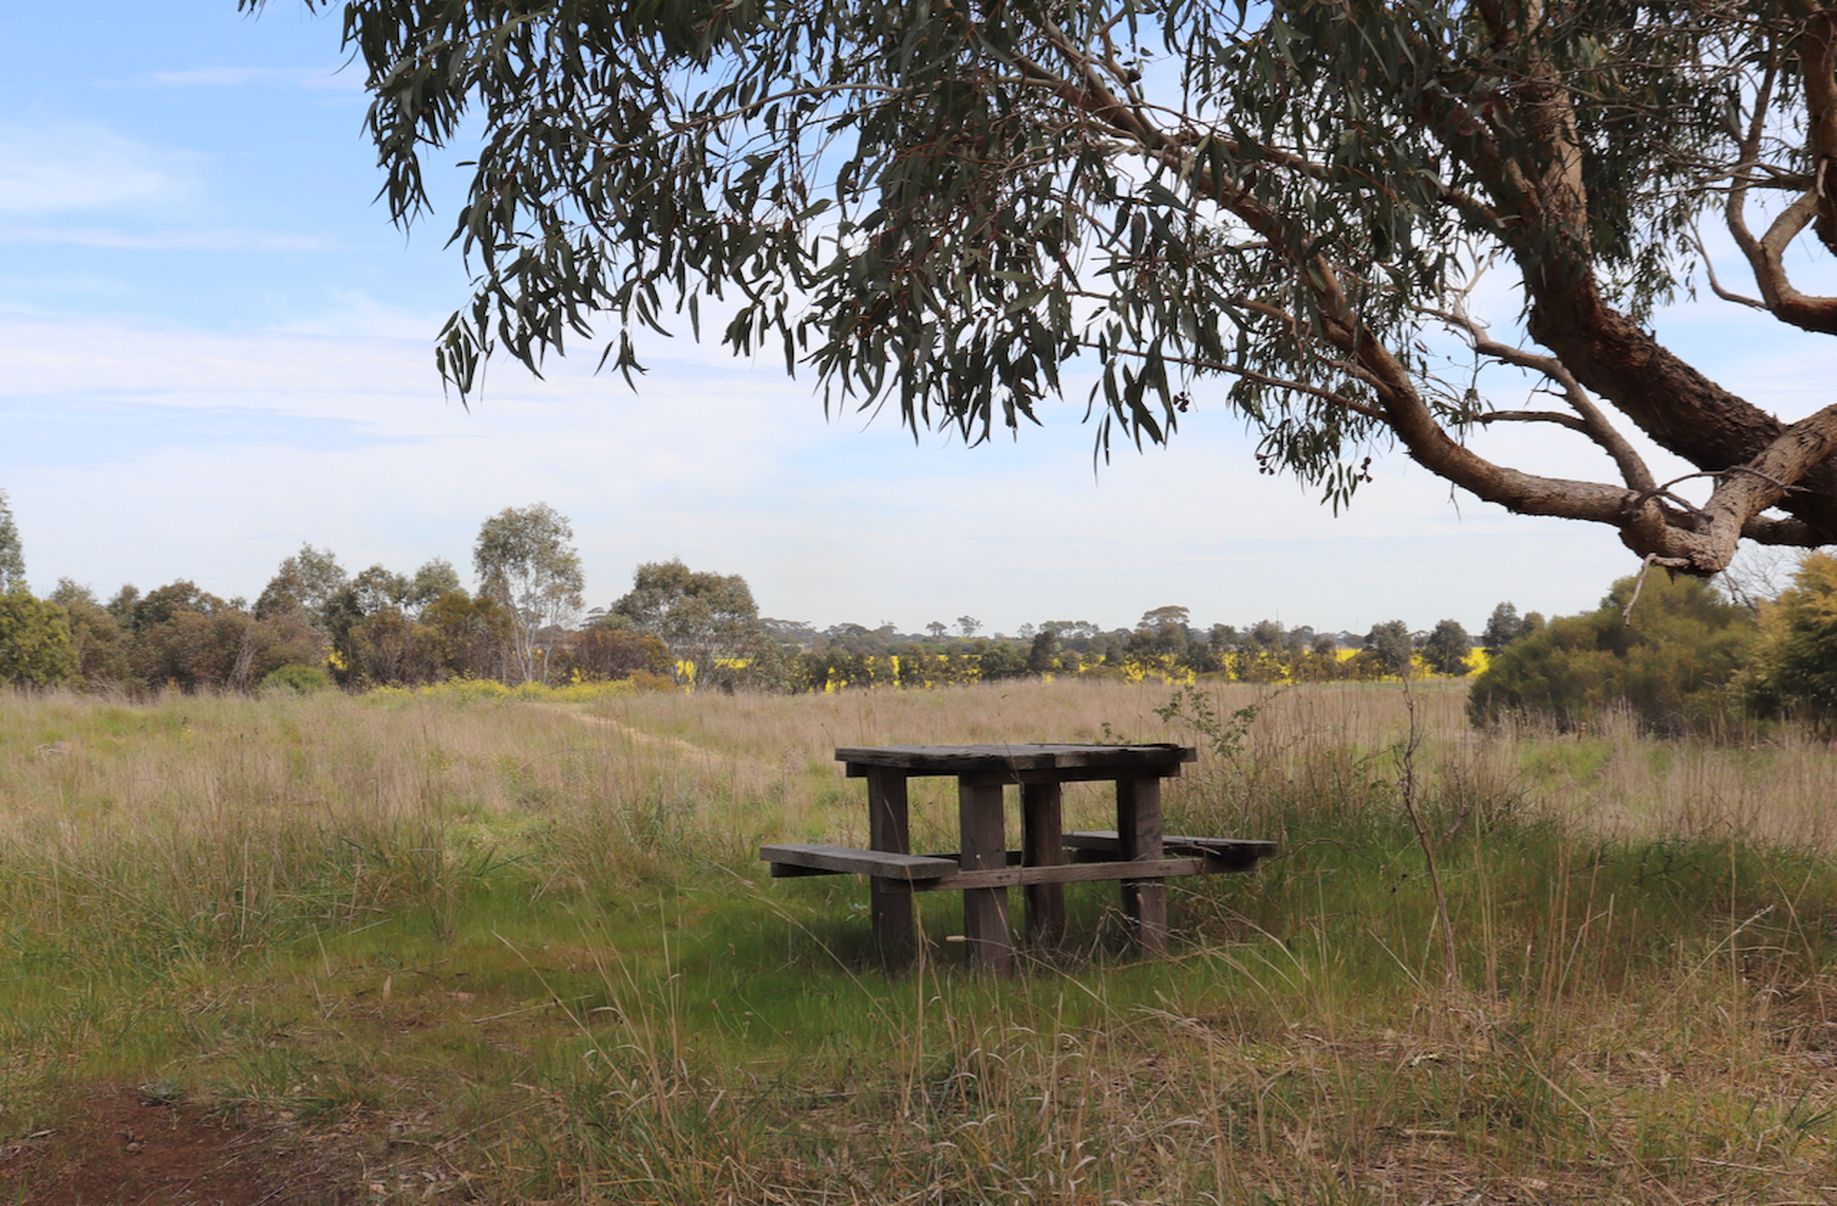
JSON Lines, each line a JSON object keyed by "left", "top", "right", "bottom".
{"left": 1, "top": 1085, "right": 362, "bottom": 1205}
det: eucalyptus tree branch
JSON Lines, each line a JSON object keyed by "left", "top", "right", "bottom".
{"left": 254, "top": 0, "right": 1837, "bottom": 575}
{"left": 1074, "top": 339, "right": 1387, "bottom": 421}
{"left": 1721, "top": 21, "right": 1837, "bottom": 334}
{"left": 1417, "top": 303, "right": 1656, "bottom": 493}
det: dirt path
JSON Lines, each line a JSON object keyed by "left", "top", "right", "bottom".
{"left": 3, "top": 1086, "right": 364, "bottom": 1204}
{"left": 535, "top": 703, "right": 717, "bottom": 762}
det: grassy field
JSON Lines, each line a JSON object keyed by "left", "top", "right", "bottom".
{"left": 4, "top": 678, "right": 1837, "bottom": 1202}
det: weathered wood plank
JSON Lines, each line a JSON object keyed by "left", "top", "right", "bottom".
{"left": 1065, "top": 830, "right": 1279, "bottom": 865}
{"left": 759, "top": 843, "right": 956, "bottom": 881}
{"left": 1021, "top": 781, "right": 1066, "bottom": 948}
{"left": 839, "top": 743, "right": 1196, "bottom": 777}
{"left": 914, "top": 856, "right": 1217, "bottom": 891}
{"left": 867, "top": 767, "right": 916, "bottom": 969}
{"left": 958, "top": 779, "right": 1013, "bottom": 973}
{"left": 772, "top": 847, "right": 1256, "bottom": 887}
{"left": 956, "top": 765, "right": 1186, "bottom": 786}
{"left": 1116, "top": 777, "right": 1168, "bottom": 953}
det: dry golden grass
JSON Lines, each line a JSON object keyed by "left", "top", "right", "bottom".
{"left": 4, "top": 677, "right": 1837, "bottom": 1202}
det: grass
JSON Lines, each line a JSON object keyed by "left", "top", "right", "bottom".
{"left": 4, "top": 678, "right": 1837, "bottom": 1201}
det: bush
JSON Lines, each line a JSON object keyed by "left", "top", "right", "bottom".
{"left": 1468, "top": 572, "right": 1754, "bottom": 735}
{"left": 626, "top": 669, "right": 680, "bottom": 694}
{"left": 0, "top": 590, "right": 78, "bottom": 687}
{"left": 1747, "top": 552, "right": 1837, "bottom": 723}
{"left": 261, "top": 663, "right": 335, "bottom": 695}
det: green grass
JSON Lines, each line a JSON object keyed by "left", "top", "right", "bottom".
{"left": 5, "top": 681, "right": 1837, "bottom": 1200}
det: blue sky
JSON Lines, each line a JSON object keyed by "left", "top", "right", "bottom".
{"left": 2, "top": 3, "right": 1829, "bottom": 636}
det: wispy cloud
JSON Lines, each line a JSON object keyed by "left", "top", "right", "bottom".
{"left": 0, "top": 224, "right": 334, "bottom": 252}
{"left": 115, "top": 65, "right": 362, "bottom": 94}
{"left": 0, "top": 121, "right": 196, "bottom": 216}
{"left": 0, "top": 301, "right": 1645, "bottom": 631}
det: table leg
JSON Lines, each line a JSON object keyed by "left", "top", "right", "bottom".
{"left": 867, "top": 768, "right": 916, "bottom": 969}
{"left": 958, "top": 779, "right": 1014, "bottom": 973}
{"left": 1021, "top": 781, "right": 1066, "bottom": 949}
{"left": 1115, "top": 776, "right": 1168, "bottom": 953}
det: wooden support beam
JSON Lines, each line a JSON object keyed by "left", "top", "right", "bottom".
{"left": 1021, "top": 781, "right": 1065, "bottom": 948}
{"left": 867, "top": 768, "right": 917, "bottom": 969}
{"left": 1116, "top": 777, "right": 1168, "bottom": 953}
{"left": 958, "top": 779, "right": 1013, "bottom": 973}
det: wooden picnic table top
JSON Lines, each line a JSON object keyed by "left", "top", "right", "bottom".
{"left": 835, "top": 742, "right": 1197, "bottom": 776}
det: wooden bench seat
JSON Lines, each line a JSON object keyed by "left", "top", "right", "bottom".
{"left": 762, "top": 830, "right": 1277, "bottom": 892}
{"left": 1064, "top": 830, "right": 1278, "bottom": 869}
{"left": 761, "top": 842, "right": 1249, "bottom": 892}
{"left": 760, "top": 843, "right": 959, "bottom": 882}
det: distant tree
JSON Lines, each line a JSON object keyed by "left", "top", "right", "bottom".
{"left": 925, "top": 621, "right": 948, "bottom": 640}
{"left": 824, "top": 622, "right": 879, "bottom": 654}
{"left": 977, "top": 640, "right": 1031, "bottom": 681}
{"left": 1138, "top": 605, "right": 1191, "bottom": 631}
{"left": 1027, "top": 627, "right": 1062, "bottom": 674}
{"left": 1360, "top": 620, "right": 1415, "bottom": 679}
{"left": 1481, "top": 602, "right": 1533, "bottom": 655}
{"left": 405, "top": 558, "right": 461, "bottom": 614}
{"left": 956, "top": 616, "right": 982, "bottom": 639}
{"left": 1422, "top": 619, "right": 1475, "bottom": 677}
{"left": 106, "top": 585, "right": 140, "bottom": 630}
{"left": 0, "top": 490, "right": 24, "bottom": 594}
{"left": 1750, "top": 553, "right": 1837, "bottom": 721}
{"left": 0, "top": 591, "right": 76, "bottom": 687}
{"left": 1470, "top": 574, "right": 1755, "bottom": 734}
{"left": 761, "top": 617, "right": 819, "bottom": 649}
{"left": 1188, "top": 644, "right": 1228, "bottom": 675}
{"left": 568, "top": 624, "right": 673, "bottom": 681}
{"left": 1289, "top": 632, "right": 1347, "bottom": 683}
{"left": 49, "top": 579, "right": 133, "bottom": 688}
{"left": 316, "top": 565, "right": 421, "bottom": 683}
{"left": 420, "top": 590, "right": 514, "bottom": 679}
{"left": 128, "top": 581, "right": 226, "bottom": 633}
{"left": 255, "top": 544, "right": 349, "bottom": 627}
{"left": 1135, "top": 605, "right": 1192, "bottom": 657}
{"left": 328, "top": 564, "right": 413, "bottom": 627}
{"left": 129, "top": 594, "right": 320, "bottom": 693}
{"left": 1246, "top": 620, "right": 1286, "bottom": 652}
{"left": 474, "top": 504, "right": 584, "bottom": 684}
{"left": 345, "top": 607, "right": 445, "bottom": 686}
{"left": 612, "top": 559, "right": 761, "bottom": 681}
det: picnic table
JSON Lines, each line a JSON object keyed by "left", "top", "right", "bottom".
{"left": 760, "top": 743, "right": 1277, "bottom": 971}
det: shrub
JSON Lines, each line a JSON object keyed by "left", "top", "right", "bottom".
{"left": 1422, "top": 619, "right": 1474, "bottom": 677}
{"left": 1468, "top": 572, "right": 1754, "bottom": 735}
{"left": 626, "top": 669, "right": 680, "bottom": 694}
{"left": 261, "top": 663, "right": 335, "bottom": 695}
{"left": 0, "top": 590, "right": 78, "bottom": 687}
{"left": 1747, "top": 552, "right": 1837, "bottom": 723}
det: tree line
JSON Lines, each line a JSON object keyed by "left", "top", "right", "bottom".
{"left": 1470, "top": 557, "right": 1837, "bottom": 735}
{"left": 0, "top": 493, "right": 1524, "bottom": 695}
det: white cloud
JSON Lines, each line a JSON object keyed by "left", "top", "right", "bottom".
{"left": 133, "top": 66, "right": 361, "bottom": 94}
{"left": 0, "top": 297, "right": 1650, "bottom": 633}
{"left": 0, "top": 224, "right": 333, "bottom": 252}
{"left": 0, "top": 122, "right": 197, "bottom": 217}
